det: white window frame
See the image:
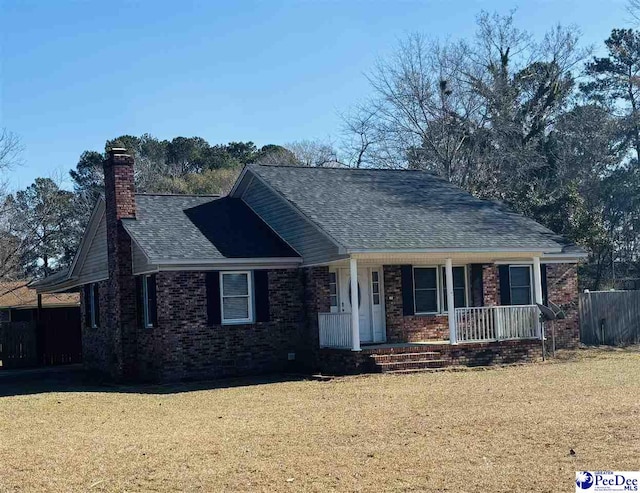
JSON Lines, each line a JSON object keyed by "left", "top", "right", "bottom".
{"left": 220, "top": 271, "right": 254, "bottom": 325}
{"left": 413, "top": 266, "right": 441, "bottom": 315}
{"left": 142, "top": 275, "right": 153, "bottom": 329}
{"left": 440, "top": 265, "right": 469, "bottom": 313}
{"left": 329, "top": 270, "right": 339, "bottom": 313}
{"left": 371, "top": 269, "right": 381, "bottom": 306}
{"left": 508, "top": 265, "right": 534, "bottom": 306}
{"left": 89, "top": 283, "right": 97, "bottom": 328}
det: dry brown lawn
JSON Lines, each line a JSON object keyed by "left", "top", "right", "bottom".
{"left": 1, "top": 347, "right": 639, "bottom": 492}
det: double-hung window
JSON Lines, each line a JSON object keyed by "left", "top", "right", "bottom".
{"left": 509, "top": 266, "right": 532, "bottom": 305}
{"left": 414, "top": 265, "right": 468, "bottom": 314}
{"left": 89, "top": 283, "right": 97, "bottom": 328}
{"left": 414, "top": 267, "right": 439, "bottom": 314}
{"left": 141, "top": 274, "right": 157, "bottom": 328}
{"left": 441, "top": 266, "right": 467, "bottom": 310}
{"left": 84, "top": 283, "right": 100, "bottom": 328}
{"left": 220, "top": 271, "right": 253, "bottom": 324}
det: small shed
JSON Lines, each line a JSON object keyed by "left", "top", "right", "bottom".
{"left": 0, "top": 282, "right": 81, "bottom": 368}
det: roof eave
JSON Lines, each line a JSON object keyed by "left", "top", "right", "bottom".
{"left": 345, "top": 246, "right": 563, "bottom": 254}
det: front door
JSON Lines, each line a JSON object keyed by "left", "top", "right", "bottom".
{"left": 338, "top": 267, "right": 385, "bottom": 344}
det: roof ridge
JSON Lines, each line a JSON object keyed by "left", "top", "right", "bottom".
{"left": 251, "top": 163, "right": 440, "bottom": 175}
{"left": 135, "top": 193, "right": 221, "bottom": 197}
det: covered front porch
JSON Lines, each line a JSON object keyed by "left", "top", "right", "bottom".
{"left": 317, "top": 251, "right": 547, "bottom": 351}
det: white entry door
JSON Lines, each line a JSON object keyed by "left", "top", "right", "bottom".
{"left": 338, "top": 267, "right": 385, "bottom": 344}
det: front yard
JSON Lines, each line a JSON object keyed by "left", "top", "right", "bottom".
{"left": 0, "top": 347, "right": 638, "bottom": 492}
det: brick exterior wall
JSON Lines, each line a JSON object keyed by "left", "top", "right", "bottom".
{"left": 381, "top": 262, "right": 577, "bottom": 346}
{"left": 84, "top": 269, "right": 308, "bottom": 381}
{"left": 300, "top": 266, "right": 330, "bottom": 372}
{"left": 80, "top": 280, "right": 110, "bottom": 374}
{"left": 545, "top": 263, "right": 579, "bottom": 349}
{"left": 383, "top": 265, "right": 449, "bottom": 342}
{"left": 138, "top": 269, "right": 307, "bottom": 381}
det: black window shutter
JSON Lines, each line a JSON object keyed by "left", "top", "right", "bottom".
{"left": 83, "top": 285, "right": 91, "bottom": 327}
{"left": 541, "top": 264, "right": 548, "bottom": 305}
{"left": 470, "top": 264, "right": 484, "bottom": 307}
{"left": 93, "top": 283, "right": 100, "bottom": 327}
{"left": 206, "top": 271, "right": 221, "bottom": 325}
{"left": 136, "top": 276, "right": 143, "bottom": 329}
{"left": 148, "top": 274, "right": 158, "bottom": 327}
{"left": 254, "top": 270, "right": 270, "bottom": 323}
{"left": 400, "top": 265, "right": 415, "bottom": 316}
{"left": 499, "top": 265, "right": 511, "bottom": 305}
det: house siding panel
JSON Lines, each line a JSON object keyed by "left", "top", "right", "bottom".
{"left": 132, "top": 242, "right": 156, "bottom": 274}
{"left": 76, "top": 213, "right": 108, "bottom": 284}
{"left": 241, "top": 174, "right": 343, "bottom": 265}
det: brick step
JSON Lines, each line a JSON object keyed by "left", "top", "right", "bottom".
{"left": 376, "top": 359, "right": 448, "bottom": 372}
{"left": 370, "top": 351, "right": 441, "bottom": 363}
{"left": 362, "top": 345, "right": 446, "bottom": 355}
{"left": 383, "top": 367, "right": 451, "bottom": 375}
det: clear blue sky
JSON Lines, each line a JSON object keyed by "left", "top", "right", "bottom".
{"left": 0, "top": 0, "right": 631, "bottom": 190}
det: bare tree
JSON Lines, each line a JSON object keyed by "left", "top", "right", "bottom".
{"left": 284, "top": 140, "right": 341, "bottom": 167}
{"left": 340, "top": 105, "right": 382, "bottom": 168}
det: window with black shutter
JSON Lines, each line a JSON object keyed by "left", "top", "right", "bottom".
{"left": 140, "top": 274, "right": 157, "bottom": 328}
{"left": 92, "top": 283, "right": 100, "bottom": 327}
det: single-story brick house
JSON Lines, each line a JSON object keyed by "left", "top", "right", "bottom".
{"left": 34, "top": 148, "right": 586, "bottom": 381}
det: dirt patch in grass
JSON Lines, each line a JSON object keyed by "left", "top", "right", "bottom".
{"left": 1, "top": 347, "right": 639, "bottom": 492}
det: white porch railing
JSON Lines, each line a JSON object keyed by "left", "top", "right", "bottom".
{"left": 318, "top": 312, "right": 352, "bottom": 349}
{"left": 455, "top": 305, "right": 541, "bottom": 342}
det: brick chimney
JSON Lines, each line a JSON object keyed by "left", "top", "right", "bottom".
{"left": 104, "top": 148, "right": 136, "bottom": 220}
{"left": 103, "top": 148, "right": 138, "bottom": 380}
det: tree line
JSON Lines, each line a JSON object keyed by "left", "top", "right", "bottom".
{"left": 1, "top": 11, "right": 639, "bottom": 290}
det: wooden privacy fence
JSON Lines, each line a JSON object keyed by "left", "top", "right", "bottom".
{"left": 0, "top": 321, "right": 38, "bottom": 369}
{"left": 579, "top": 290, "right": 640, "bottom": 345}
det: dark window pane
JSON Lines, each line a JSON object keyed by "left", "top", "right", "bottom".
{"left": 454, "top": 288, "right": 466, "bottom": 308}
{"left": 372, "top": 271, "right": 379, "bottom": 282}
{"left": 452, "top": 267, "right": 465, "bottom": 287}
{"left": 511, "top": 287, "right": 531, "bottom": 305}
{"left": 329, "top": 272, "right": 336, "bottom": 283}
{"left": 415, "top": 289, "right": 437, "bottom": 313}
{"left": 414, "top": 268, "right": 437, "bottom": 289}
{"left": 443, "top": 287, "right": 467, "bottom": 310}
{"left": 373, "top": 294, "right": 380, "bottom": 305}
{"left": 510, "top": 267, "right": 530, "bottom": 287}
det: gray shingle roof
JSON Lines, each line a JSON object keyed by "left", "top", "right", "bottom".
{"left": 123, "top": 194, "right": 299, "bottom": 262}
{"left": 248, "top": 164, "right": 571, "bottom": 252}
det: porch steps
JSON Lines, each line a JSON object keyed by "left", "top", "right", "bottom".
{"left": 369, "top": 351, "right": 448, "bottom": 373}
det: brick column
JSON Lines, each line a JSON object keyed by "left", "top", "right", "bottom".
{"left": 482, "top": 265, "right": 500, "bottom": 306}
{"left": 104, "top": 148, "right": 138, "bottom": 380}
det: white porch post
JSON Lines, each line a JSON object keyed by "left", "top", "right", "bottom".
{"left": 349, "top": 257, "right": 361, "bottom": 351}
{"left": 445, "top": 258, "right": 457, "bottom": 344}
{"left": 533, "top": 256, "right": 543, "bottom": 305}
{"left": 533, "top": 256, "right": 544, "bottom": 340}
